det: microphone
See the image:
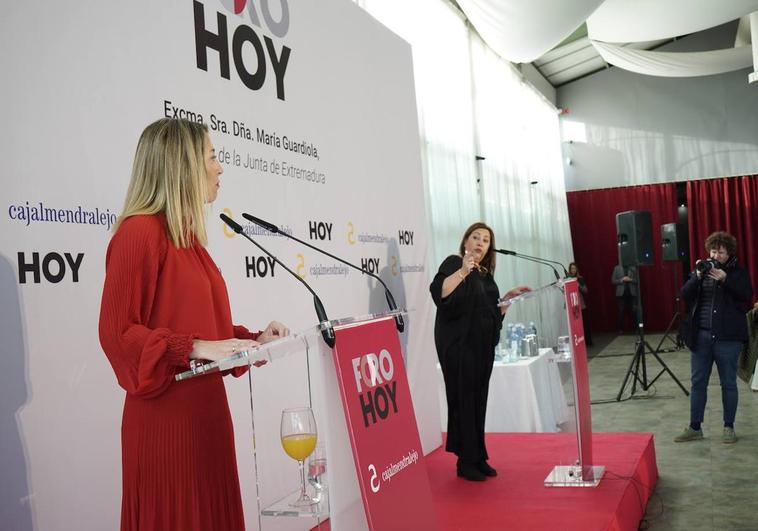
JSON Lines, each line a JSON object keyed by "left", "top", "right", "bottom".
{"left": 219, "top": 213, "right": 335, "bottom": 348}
{"left": 496, "top": 249, "right": 568, "bottom": 276}
{"left": 495, "top": 248, "right": 562, "bottom": 281}
{"left": 242, "top": 213, "right": 405, "bottom": 333}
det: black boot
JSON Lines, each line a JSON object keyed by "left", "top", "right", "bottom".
{"left": 456, "top": 458, "right": 486, "bottom": 481}
{"left": 476, "top": 461, "right": 497, "bottom": 477}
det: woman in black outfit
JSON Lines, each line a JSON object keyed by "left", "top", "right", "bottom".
{"left": 430, "top": 222, "right": 529, "bottom": 481}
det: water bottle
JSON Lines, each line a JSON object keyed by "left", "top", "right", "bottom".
{"left": 504, "top": 324, "right": 514, "bottom": 362}
{"left": 528, "top": 321, "right": 538, "bottom": 347}
{"left": 515, "top": 324, "right": 525, "bottom": 358}
{"left": 508, "top": 324, "right": 518, "bottom": 362}
{"left": 509, "top": 324, "right": 520, "bottom": 361}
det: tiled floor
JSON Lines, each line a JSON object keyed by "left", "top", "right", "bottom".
{"left": 586, "top": 333, "right": 758, "bottom": 531}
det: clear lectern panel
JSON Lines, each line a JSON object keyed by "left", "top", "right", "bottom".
{"left": 499, "top": 281, "right": 601, "bottom": 486}
{"left": 175, "top": 310, "right": 408, "bottom": 530}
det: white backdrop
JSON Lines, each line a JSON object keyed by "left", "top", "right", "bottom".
{"left": 0, "top": 1, "right": 440, "bottom": 530}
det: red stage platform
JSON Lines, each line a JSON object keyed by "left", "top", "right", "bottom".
{"left": 428, "top": 432, "right": 658, "bottom": 531}
{"left": 311, "top": 432, "right": 656, "bottom": 531}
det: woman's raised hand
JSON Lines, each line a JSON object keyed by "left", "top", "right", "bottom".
{"left": 460, "top": 251, "right": 476, "bottom": 278}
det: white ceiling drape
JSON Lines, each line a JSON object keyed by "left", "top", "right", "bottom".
{"left": 455, "top": 0, "right": 604, "bottom": 63}
{"left": 591, "top": 41, "right": 753, "bottom": 77}
{"left": 586, "top": 0, "right": 758, "bottom": 43}
{"left": 454, "top": 0, "right": 758, "bottom": 81}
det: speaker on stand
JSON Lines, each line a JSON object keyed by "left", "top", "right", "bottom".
{"left": 658, "top": 223, "right": 689, "bottom": 352}
{"left": 615, "top": 211, "right": 688, "bottom": 401}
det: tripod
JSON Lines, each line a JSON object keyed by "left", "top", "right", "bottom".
{"left": 652, "top": 263, "right": 685, "bottom": 353}
{"left": 616, "top": 274, "right": 689, "bottom": 401}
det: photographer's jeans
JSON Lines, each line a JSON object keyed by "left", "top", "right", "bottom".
{"left": 690, "top": 329, "right": 742, "bottom": 425}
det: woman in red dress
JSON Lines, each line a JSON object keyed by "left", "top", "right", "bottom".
{"left": 99, "top": 118, "right": 288, "bottom": 530}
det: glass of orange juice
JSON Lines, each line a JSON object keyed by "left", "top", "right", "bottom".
{"left": 281, "top": 407, "right": 318, "bottom": 506}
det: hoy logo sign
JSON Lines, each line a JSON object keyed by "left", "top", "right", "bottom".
{"left": 398, "top": 229, "right": 414, "bottom": 246}
{"left": 308, "top": 221, "right": 332, "bottom": 241}
{"left": 361, "top": 257, "right": 380, "bottom": 274}
{"left": 18, "top": 252, "right": 84, "bottom": 284}
{"left": 246, "top": 256, "right": 277, "bottom": 278}
{"left": 193, "top": 0, "right": 291, "bottom": 100}
{"left": 352, "top": 349, "right": 398, "bottom": 428}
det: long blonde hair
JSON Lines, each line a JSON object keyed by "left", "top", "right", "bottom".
{"left": 114, "top": 118, "right": 209, "bottom": 247}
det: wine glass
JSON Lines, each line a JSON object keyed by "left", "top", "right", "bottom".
{"left": 281, "top": 407, "right": 318, "bottom": 506}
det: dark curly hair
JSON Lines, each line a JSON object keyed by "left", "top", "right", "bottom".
{"left": 704, "top": 231, "right": 737, "bottom": 256}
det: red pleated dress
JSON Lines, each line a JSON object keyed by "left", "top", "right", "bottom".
{"left": 99, "top": 214, "right": 256, "bottom": 531}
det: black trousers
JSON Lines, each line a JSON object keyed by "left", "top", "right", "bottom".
{"left": 582, "top": 309, "right": 593, "bottom": 346}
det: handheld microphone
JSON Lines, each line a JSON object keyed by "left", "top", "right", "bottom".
{"left": 495, "top": 248, "right": 561, "bottom": 280}
{"left": 219, "top": 213, "right": 335, "bottom": 348}
{"left": 242, "top": 212, "right": 405, "bottom": 333}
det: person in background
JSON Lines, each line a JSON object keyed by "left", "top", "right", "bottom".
{"left": 99, "top": 118, "right": 289, "bottom": 530}
{"left": 568, "top": 262, "right": 593, "bottom": 346}
{"left": 674, "top": 231, "right": 753, "bottom": 444}
{"left": 612, "top": 264, "right": 638, "bottom": 333}
{"left": 430, "top": 222, "right": 530, "bottom": 481}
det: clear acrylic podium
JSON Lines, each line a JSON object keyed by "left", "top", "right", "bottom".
{"left": 499, "top": 280, "right": 605, "bottom": 487}
{"left": 175, "top": 310, "right": 408, "bottom": 530}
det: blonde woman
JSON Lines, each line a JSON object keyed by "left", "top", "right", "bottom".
{"left": 99, "top": 118, "right": 288, "bottom": 530}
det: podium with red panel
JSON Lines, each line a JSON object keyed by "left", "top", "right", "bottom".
{"left": 176, "top": 310, "right": 437, "bottom": 531}
{"left": 498, "top": 279, "right": 605, "bottom": 487}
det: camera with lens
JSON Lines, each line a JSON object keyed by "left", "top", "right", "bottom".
{"left": 695, "top": 258, "right": 720, "bottom": 274}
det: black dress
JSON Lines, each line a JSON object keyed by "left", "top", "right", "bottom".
{"left": 430, "top": 255, "right": 503, "bottom": 463}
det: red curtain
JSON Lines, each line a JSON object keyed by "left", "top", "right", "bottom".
{"left": 687, "top": 175, "right": 758, "bottom": 303}
{"left": 566, "top": 184, "right": 679, "bottom": 332}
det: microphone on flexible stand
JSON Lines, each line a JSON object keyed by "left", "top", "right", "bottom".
{"left": 219, "top": 213, "right": 335, "bottom": 348}
{"left": 496, "top": 249, "right": 569, "bottom": 277}
{"left": 495, "top": 249, "right": 562, "bottom": 281}
{"left": 242, "top": 212, "right": 405, "bottom": 333}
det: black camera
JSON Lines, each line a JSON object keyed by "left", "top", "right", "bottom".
{"left": 695, "top": 258, "right": 720, "bottom": 274}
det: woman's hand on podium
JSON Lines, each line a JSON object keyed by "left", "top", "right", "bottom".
{"left": 258, "top": 321, "right": 291, "bottom": 344}
{"left": 499, "top": 286, "right": 532, "bottom": 315}
{"left": 190, "top": 338, "right": 260, "bottom": 362}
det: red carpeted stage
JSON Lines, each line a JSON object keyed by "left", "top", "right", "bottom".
{"left": 428, "top": 432, "right": 658, "bottom": 531}
{"left": 312, "top": 432, "right": 656, "bottom": 531}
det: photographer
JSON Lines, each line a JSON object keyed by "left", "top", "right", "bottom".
{"left": 674, "top": 232, "right": 753, "bottom": 444}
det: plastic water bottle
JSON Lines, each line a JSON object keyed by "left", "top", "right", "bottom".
{"left": 528, "top": 321, "right": 538, "bottom": 347}
{"left": 505, "top": 323, "right": 513, "bottom": 362}
{"left": 513, "top": 324, "right": 524, "bottom": 358}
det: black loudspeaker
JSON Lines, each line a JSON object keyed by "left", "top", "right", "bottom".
{"left": 661, "top": 223, "right": 689, "bottom": 262}
{"left": 616, "top": 210, "right": 654, "bottom": 267}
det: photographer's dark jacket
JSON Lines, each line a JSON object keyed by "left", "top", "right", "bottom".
{"left": 681, "top": 256, "right": 753, "bottom": 348}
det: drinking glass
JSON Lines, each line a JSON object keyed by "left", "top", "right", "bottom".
{"left": 307, "top": 442, "right": 327, "bottom": 503}
{"left": 280, "top": 407, "right": 318, "bottom": 506}
{"left": 557, "top": 335, "right": 571, "bottom": 360}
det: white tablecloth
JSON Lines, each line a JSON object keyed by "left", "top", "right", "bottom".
{"left": 437, "top": 348, "right": 571, "bottom": 433}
